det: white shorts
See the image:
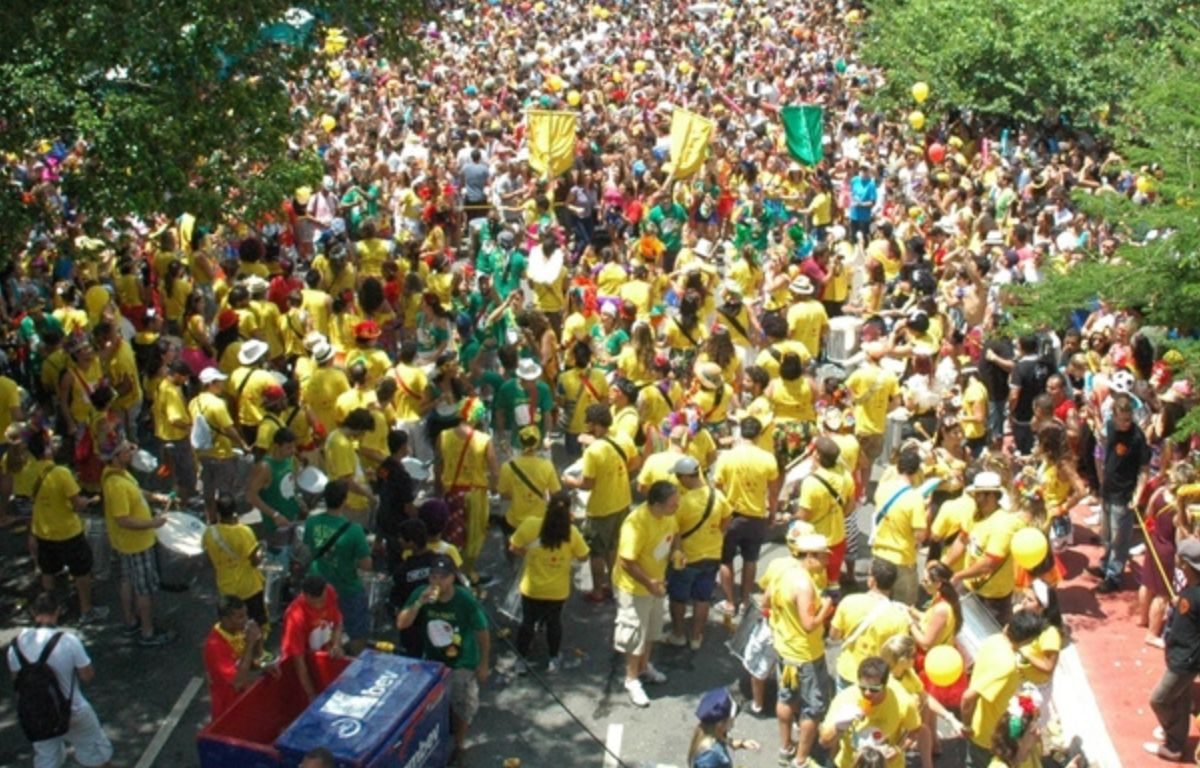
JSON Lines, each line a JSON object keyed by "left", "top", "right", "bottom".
{"left": 613, "top": 590, "right": 665, "bottom": 656}
{"left": 34, "top": 703, "right": 113, "bottom": 768}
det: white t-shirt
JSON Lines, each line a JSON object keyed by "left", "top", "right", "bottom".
{"left": 7, "top": 627, "right": 91, "bottom": 712}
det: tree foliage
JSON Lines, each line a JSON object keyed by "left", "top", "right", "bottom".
{"left": 0, "top": 0, "right": 422, "bottom": 258}
{"left": 860, "top": 0, "right": 1187, "bottom": 126}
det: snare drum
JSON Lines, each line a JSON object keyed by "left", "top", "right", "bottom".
{"left": 261, "top": 561, "right": 287, "bottom": 622}
{"left": 155, "top": 511, "right": 209, "bottom": 589}
{"left": 958, "top": 591, "right": 1003, "bottom": 664}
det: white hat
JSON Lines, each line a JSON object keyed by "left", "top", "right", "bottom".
{"left": 244, "top": 276, "right": 269, "bottom": 296}
{"left": 788, "top": 276, "right": 816, "bottom": 296}
{"left": 517, "top": 358, "right": 543, "bottom": 381}
{"left": 693, "top": 238, "right": 714, "bottom": 259}
{"left": 199, "top": 367, "right": 228, "bottom": 385}
{"left": 303, "top": 332, "right": 328, "bottom": 352}
{"left": 966, "top": 471, "right": 1004, "bottom": 494}
{"left": 238, "top": 339, "right": 270, "bottom": 366}
{"left": 313, "top": 341, "right": 336, "bottom": 365}
{"left": 983, "top": 230, "right": 1005, "bottom": 247}
{"left": 600, "top": 302, "right": 618, "bottom": 317}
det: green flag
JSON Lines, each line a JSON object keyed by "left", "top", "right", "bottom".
{"left": 780, "top": 105, "right": 825, "bottom": 167}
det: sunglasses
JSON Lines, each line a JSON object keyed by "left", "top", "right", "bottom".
{"left": 859, "top": 683, "right": 885, "bottom": 694}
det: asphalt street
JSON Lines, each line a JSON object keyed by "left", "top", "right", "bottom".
{"left": 0, "top": 470, "right": 968, "bottom": 768}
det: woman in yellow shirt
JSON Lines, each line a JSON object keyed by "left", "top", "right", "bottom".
{"left": 689, "top": 362, "right": 731, "bottom": 436}
{"left": 180, "top": 292, "right": 216, "bottom": 375}
{"left": 697, "top": 327, "right": 743, "bottom": 400}
{"left": 661, "top": 290, "right": 707, "bottom": 378}
{"left": 161, "top": 260, "right": 192, "bottom": 335}
{"left": 766, "top": 352, "right": 816, "bottom": 464}
{"left": 508, "top": 491, "right": 589, "bottom": 672}
{"left": 616, "top": 321, "right": 657, "bottom": 387}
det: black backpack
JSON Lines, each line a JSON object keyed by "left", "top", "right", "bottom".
{"left": 11, "top": 631, "right": 74, "bottom": 742}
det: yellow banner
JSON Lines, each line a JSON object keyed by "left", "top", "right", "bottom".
{"left": 526, "top": 110, "right": 578, "bottom": 179}
{"left": 669, "top": 108, "right": 715, "bottom": 179}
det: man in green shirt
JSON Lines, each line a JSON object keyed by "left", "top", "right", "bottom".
{"left": 491, "top": 230, "right": 527, "bottom": 300}
{"left": 397, "top": 554, "right": 490, "bottom": 764}
{"left": 303, "top": 479, "right": 371, "bottom": 653}
{"left": 247, "top": 427, "right": 304, "bottom": 543}
{"left": 492, "top": 358, "right": 554, "bottom": 450}
{"left": 646, "top": 198, "right": 687, "bottom": 271}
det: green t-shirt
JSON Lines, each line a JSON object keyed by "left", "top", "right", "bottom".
{"left": 402, "top": 584, "right": 488, "bottom": 669}
{"left": 493, "top": 378, "right": 554, "bottom": 445}
{"left": 590, "top": 326, "right": 629, "bottom": 369}
{"left": 303, "top": 512, "right": 370, "bottom": 597}
{"left": 492, "top": 249, "right": 527, "bottom": 299}
{"left": 647, "top": 203, "right": 687, "bottom": 253}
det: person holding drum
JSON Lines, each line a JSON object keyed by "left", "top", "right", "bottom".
{"left": 949, "top": 472, "right": 1023, "bottom": 628}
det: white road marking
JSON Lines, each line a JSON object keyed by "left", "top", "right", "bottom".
{"left": 135, "top": 676, "right": 203, "bottom": 768}
{"left": 602, "top": 722, "right": 623, "bottom": 768}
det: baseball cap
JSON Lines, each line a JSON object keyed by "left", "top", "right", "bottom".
{"left": 673, "top": 456, "right": 700, "bottom": 475}
{"left": 199, "top": 367, "right": 228, "bottom": 384}
{"left": 429, "top": 554, "right": 457, "bottom": 576}
{"left": 1180, "top": 539, "right": 1200, "bottom": 570}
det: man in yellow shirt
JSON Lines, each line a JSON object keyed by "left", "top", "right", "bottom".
{"left": 390, "top": 341, "right": 431, "bottom": 462}
{"left": 785, "top": 277, "right": 829, "bottom": 361}
{"left": 203, "top": 494, "right": 267, "bottom": 631}
{"left": 959, "top": 611, "right": 1045, "bottom": 767}
{"left": 764, "top": 530, "right": 834, "bottom": 766}
{"left": 663, "top": 457, "right": 731, "bottom": 651}
{"left": 228, "top": 339, "right": 273, "bottom": 445}
{"left": 819, "top": 656, "right": 920, "bottom": 768}
{"left": 323, "top": 409, "right": 379, "bottom": 527}
{"left": 949, "top": 471, "right": 1022, "bottom": 627}
{"left": 611, "top": 480, "right": 679, "bottom": 708}
{"left": 436, "top": 398, "right": 500, "bottom": 583}
{"left": 191, "top": 367, "right": 250, "bottom": 522}
{"left": 27, "top": 430, "right": 105, "bottom": 623}
{"left": 102, "top": 440, "right": 175, "bottom": 647}
{"left": 870, "top": 447, "right": 927, "bottom": 605}
{"left": 497, "top": 425, "right": 561, "bottom": 540}
{"left": 562, "top": 404, "right": 636, "bottom": 602}
{"left": 713, "top": 417, "right": 781, "bottom": 615}
{"left": 845, "top": 348, "right": 901, "bottom": 473}
{"left": 154, "top": 361, "right": 196, "bottom": 504}
{"left": 301, "top": 342, "right": 350, "bottom": 437}
{"left": 793, "top": 437, "right": 854, "bottom": 586}
{"left": 828, "top": 559, "right": 911, "bottom": 689}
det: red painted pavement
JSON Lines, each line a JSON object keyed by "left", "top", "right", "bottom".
{"left": 1058, "top": 504, "right": 1194, "bottom": 767}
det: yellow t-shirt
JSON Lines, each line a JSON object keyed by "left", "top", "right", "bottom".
{"left": 250, "top": 300, "right": 284, "bottom": 360}
{"left": 301, "top": 289, "right": 332, "bottom": 337}
{"left": 511, "top": 518, "right": 589, "bottom": 601}
{"left": 558, "top": 367, "right": 608, "bottom": 435}
{"left": 964, "top": 511, "right": 1023, "bottom": 599}
{"left": 754, "top": 340, "right": 812, "bottom": 379}
{"left": 344, "top": 347, "right": 392, "bottom": 389}
{"left": 324, "top": 429, "right": 370, "bottom": 510}
{"left": 798, "top": 468, "right": 851, "bottom": 546}
{"left": 102, "top": 468, "right": 156, "bottom": 554}
{"left": 846, "top": 364, "right": 900, "bottom": 436}
{"left": 391, "top": 365, "right": 428, "bottom": 422}
{"left": 611, "top": 405, "right": 641, "bottom": 446}
{"left": 960, "top": 378, "right": 989, "bottom": 440}
{"left": 786, "top": 299, "right": 828, "bottom": 359}
{"left": 770, "top": 377, "right": 816, "bottom": 423}
{"left": 581, "top": 434, "right": 634, "bottom": 517}
{"left": 498, "top": 454, "right": 561, "bottom": 528}
{"left": 108, "top": 341, "right": 143, "bottom": 412}
{"left": 302, "top": 367, "right": 351, "bottom": 434}
{"left": 64, "top": 358, "right": 104, "bottom": 427}
{"left": 713, "top": 444, "right": 779, "bottom": 518}
{"left": 830, "top": 592, "right": 911, "bottom": 682}
{"left": 438, "top": 428, "right": 492, "bottom": 490}
{"left": 615, "top": 349, "right": 655, "bottom": 387}
{"left": 31, "top": 463, "right": 83, "bottom": 541}
{"left": 871, "top": 479, "right": 926, "bottom": 567}
{"left": 356, "top": 238, "right": 390, "bottom": 278}
{"left": 154, "top": 378, "right": 191, "bottom": 442}
{"left": 335, "top": 388, "right": 376, "bottom": 428}
{"left": 611, "top": 503, "right": 679, "bottom": 597}
{"left": 228, "top": 367, "right": 274, "bottom": 427}
{"left": 0, "top": 376, "right": 22, "bottom": 435}
{"left": 203, "top": 522, "right": 265, "bottom": 599}
{"left": 191, "top": 391, "right": 235, "bottom": 460}
{"left": 823, "top": 680, "right": 920, "bottom": 768}
{"left": 764, "top": 559, "right": 826, "bottom": 664}
{"left": 690, "top": 384, "right": 732, "bottom": 426}
{"left": 968, "top": 633, "right": 1020, "bottom": 750}
{"left": 829, "top": 432, "right": 861, "bottom": 476}
{"left": 597, "top": 263, "right": 627, "bottom": 296}
{"left": 685, "top": 428, "right": 718, "bottom": 471}
{"left": 617, "top": 280, "right": 652, "bottom": 319}
{"left": 1019, "top": 624, "right": 1061, "bottom": 686}
{"left": 930, "top": 495, "right": 975, "bottom": 572}
{"left": 636, "top": 451, "right": 688, "bottom": 491}
{"left": 675, "top": 485, "right": 732, "bottom": 563}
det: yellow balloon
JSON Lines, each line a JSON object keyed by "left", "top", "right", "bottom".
{"left": 567, "top": 90, "right": 581, "bottom": 106}
{"left": 908, "top": 110, "right": 926, "bottom": 131}
{"left": 679, "top": 61, "right": 692, "bottom": 75}
{"left": 328, "top": 64, "right": 343, "bottom": 81}
{"left": 1012, "top": 527, "right": 1049, "bottom": 570}
{"left": 846, "top": 9, "right": 862, "bottom": 23}
{"left": 612, "top": 71, "right": 623, "bottom": 83}
{"left": 545, "top": 75, "right": 564, "bottom": 93}
{"left": 634, "top": 60, "right": 647, "bottom": 74}
{"left": 924, "top": 646, "right": 964, "bottom": 687}
{"left": 320, "top": 114, "right": 337, "bottom": 133}
{"left": 911, "top": 81, "right": 930, "bottom": 104}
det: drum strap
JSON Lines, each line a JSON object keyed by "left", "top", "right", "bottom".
{"left": 204, "top": 525, "right": 239, "bottom": 561}
{"left": 869, "top": 484, "right": 912, "bottom": 545}
{"left": 30, "top": 465, "right": 56, "bottom": 506}
{"left": 680, "top": 488, "right": 717, "bottom": 540}
{"left": 970, "top": 553, "right": 1011, "bottom": 592}
{"left": 842, "top": 595, "right": 895, "bottom": 650}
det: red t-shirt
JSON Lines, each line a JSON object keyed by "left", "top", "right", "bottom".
{"left": 281, "top": 586, "right": 343, "bottom": 660}
{"left": 203, "top": 627, "right": 243, "bottom": 719}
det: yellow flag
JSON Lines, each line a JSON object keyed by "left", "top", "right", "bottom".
{"left": 669, "top": 108, "right": 715, "bottom": 179}
{"left": 526, "top": 110, "right": 578, "bottom": 179}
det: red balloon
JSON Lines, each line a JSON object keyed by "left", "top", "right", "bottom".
{"left": 928, "top": 143, "right": 946, "bottom": 164}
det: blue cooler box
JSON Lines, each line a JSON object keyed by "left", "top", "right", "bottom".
{"left": 275, "top": 651, "right": 450, "bottom": 768}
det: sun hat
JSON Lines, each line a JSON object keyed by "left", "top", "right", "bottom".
{"left": 312, "top": 341, "right": 336, "bottom": 365}
{"left": 694, "top": 361, "right": 723, "bottom": 390}
{"left": 517, "top": 358, "right": 543, "bottom": 381}
{"left": 965, "top": 471, "right": 1004, "bottom": 495}
{"left": 788, "top": 275, "right": 816, "bottom": 296}
{"left": 238, "top": 339, "right": 269, "bottom": 366}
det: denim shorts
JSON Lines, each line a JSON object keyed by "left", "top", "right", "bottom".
{"left": 667, "top": 560, "right": 719, "bottom": 603}
{"left": 339, "top": 588, "right": 370, "bottom": 640}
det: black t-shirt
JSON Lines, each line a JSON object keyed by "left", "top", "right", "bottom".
{"left": 1009, "top": 356, "right": 1048, "bottom": 421}
{"left": 1101, "top": 422, "right": 1150, "bottom": 500}
{"left": 375, "top": 456, "right": 415, "bottom": 541}
{"left": 979, "top": 338, "right": 1013, "bottom": 402}
{"left": 1166, "top": 584, "right": 1200, "bottom": 673}
{"left": 390, "top": 550, "right": 437, "bottom": 608}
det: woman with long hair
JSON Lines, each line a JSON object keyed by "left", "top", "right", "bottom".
{"left": 617, "top": 320, "right": 657, "bottom": 387}
{"left": 663, "top": 289, "right": 707, "bottom": 379}
{"left": 989, "top": 688, "right": 1049, "bottom": 768}
{"left": 698, "top": 326, "right": 741, "bottom": 399}
{"left": 766, "top": 351, "right": 816, "bottom": 465}
{"left": 415, "top": 290, "right": 453, "bottom": 365}
{"left": 910, "top": 560, "right": 966, "bottom": 711}
{"left": 1138, "top": 463, "right": 1194, "bottom": 647}
{"left": 508, "top": 490, "right": 589, "bottom": 673}
{"left": 180, "top": 291, "right": 215, "bottom": 375}
{"left": 1033, "top": 422, "right": 1088, "bottom": 549}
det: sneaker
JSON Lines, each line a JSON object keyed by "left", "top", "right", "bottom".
{"left": 641, "top": 663, "right": 667, "bottom": 685}
{"left": 688, "top": 635, "right": 703, "bottom": 651}
{"left": 663, "top": 632, "right": 687, "bottom": 647}
{"left": 120, "top": 621, "right": 142, "bottom": 638}
{"left": 78, "top": 606, "right": 110, "bottom": 624}
{"left": 1154, "top": 726, "right": 1166, "bottom": 741}
{"left": 625, "top": 677, "right": 650, "bottom": 708}
{"left": 1096, "top": 579, "right": 1122, "bottom": 594}
{"left": 137, "top": 629, "right": 178, "bottom": 647}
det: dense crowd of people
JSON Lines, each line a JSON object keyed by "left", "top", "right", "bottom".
{"left": 5, "top": 0, "right": 1199, "bottom": 767}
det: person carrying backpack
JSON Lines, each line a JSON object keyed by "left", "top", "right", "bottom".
{"left": 7, "top": 591, "right": 113, "bottom": 768}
